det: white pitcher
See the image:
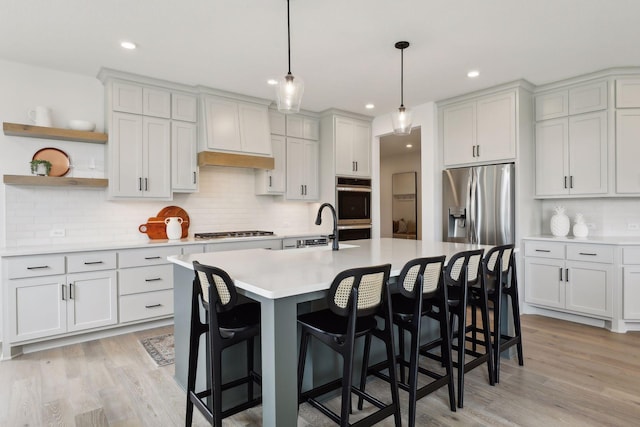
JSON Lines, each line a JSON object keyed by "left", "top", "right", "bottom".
{"left": 27, "top": 106, "right": 53, "bottom": 127}
{"left": 165, "top": 217, "right": 183, "bottom": 240}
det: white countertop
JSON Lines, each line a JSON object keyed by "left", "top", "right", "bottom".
{"left": 0, "top": 232, "right": 325, "bottom": 257}
{"left": 523, "top": 235, "right": 640, "bottom": 245}
{"left": 168, "top": 238, "right": 491, "bottom": 299}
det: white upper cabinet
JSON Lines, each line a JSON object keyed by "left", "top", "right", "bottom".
{"left": 171, "top": 121, "right": 198, "bottom": 192}
{"left": 616, "top": 109, "right": 640, "bottom": 193}
{"left": 334, "top": 116, "right": 371, "bottom": 177}
{"left": 256, "top": 135, "right": 286, "bottom": 195}
{"left": 172, "top": 93, "right": 198, "bottom": 122}
{"left": 201, "top": 95, "right": 271, "bottom": 156}
{"left": 269, "top": 110, "right": 286, "bottom": 136}
{"left": 616, "top": 78, "right": 640, "bottom": 108}
{"left": 112, "top": 82, "right": 143, "bottom": 114}
{"left": 143, "top": 87, "right": 171, "bottom": 118}
{"left": 569, "top": 81, "right": 607, "bottom": 115}
{"left": 286, "top": 137, "right": 319, "bottom": 200}
{"left": 535, "top": 112, "right": 607, "bottom": 197}
{"left": 442, "top": 90, "right": 516, "bottom": 166}
{"left": 286, "top": 115, "right": 320, "bottom": 140}
{"left": 535, "top": 91, "right": 568, "bottom": 121}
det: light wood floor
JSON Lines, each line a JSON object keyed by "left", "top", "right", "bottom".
{"left": 1, "top": 314, "right": 639, "bottom": 426}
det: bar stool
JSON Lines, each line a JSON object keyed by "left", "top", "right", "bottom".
{"left": 186, "top": 261, "right": 262, "bottom": 427}
{"left": 445, "top": 249, "right": 494, "bottom": 408}
{"left": 482, "top": 244, "right": 524, "bottom": 383}
{"left": 359, "top": 256, "right": 456, "bottom": 427}
{"left": 297, "top": 264, "right": 401, "bottom": 427}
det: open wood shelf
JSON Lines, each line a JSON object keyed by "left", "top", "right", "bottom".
{"left": 3, "top": 175, "right": 108, "bottom": 187}
{"left": 3, "top": 122, "right": 108, "bottom": 144}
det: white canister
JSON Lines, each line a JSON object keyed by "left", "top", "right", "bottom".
{"left": 27, "top": 106, "right": 53, "bottom": 127}
{"left": 165, "top": 217, "right": 183, "bottom": 240}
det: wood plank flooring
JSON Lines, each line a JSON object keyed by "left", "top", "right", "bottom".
{"left": 1, "top": 314, "right": 639, "bottom": 426}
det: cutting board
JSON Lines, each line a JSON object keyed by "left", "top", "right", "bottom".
{"left": 138, "top": 206, "right": 190, "bottom": 239}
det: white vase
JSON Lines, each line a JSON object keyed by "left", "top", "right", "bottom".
{"left": 573, "top": 213, "right": 589, "bottom": 238}
{"left": 165, "top": 217, "right": 183, "bottom": 240}
{"left": 550, "top": 206, "right": 570, "bottom": 237}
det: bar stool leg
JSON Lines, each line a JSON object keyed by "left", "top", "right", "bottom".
{"left": 357, "top": 333, "right": 373, "bottom": 411}
{"left": 456, "top": 297, "right": 467, "bottom": 408}
{"left": 247, "top": 337, "right": 255, "bottom": 401}
{"left": 398, "top": 326, "right": 406, "bottom": 384}
{"left": 212, "top": 351, "right": 223, "bottom": 427}
{"left": 480, "top": 288, "right": 495, "bottom": 387}
{"left": 340, "top": 338, "right": 355, "bottom": 426}
{"left": 407, "top": 320, "right": 420, "bottom": 427}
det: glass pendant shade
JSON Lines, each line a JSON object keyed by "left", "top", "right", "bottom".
{"left": 276, "top": 73, "right": 304, "bottom": 114}
{"left": 392, "top": 106, "right": 412, "bottom": 135}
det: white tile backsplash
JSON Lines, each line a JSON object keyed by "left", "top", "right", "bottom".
{"left": 541, "top": 198, "right": 640, "bottom": 236}
{"left": 4, "top": 167, "right": 316, "bottom": 248}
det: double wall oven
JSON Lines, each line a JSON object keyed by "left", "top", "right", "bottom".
{"left": 336, "top": 177, "right": 372, "bottom": 241}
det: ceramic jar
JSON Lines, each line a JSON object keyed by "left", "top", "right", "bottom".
{"left": 165, "top": 217, "right": 183, "bottom": 240}
{"left": 550, "top": 206, "right": 570, "bottom": 237}
{"left": 573, "top": 213, "right": 589, "bottom": 238}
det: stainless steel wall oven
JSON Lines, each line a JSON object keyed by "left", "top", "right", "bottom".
{"left": 336, "top": 177, "right": 372, "bottom": 240}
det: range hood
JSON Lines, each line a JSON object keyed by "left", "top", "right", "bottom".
{"left": 197, "top": 152, "right": 274, "bottom": 170}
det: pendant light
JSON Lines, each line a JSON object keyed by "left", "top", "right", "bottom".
{"left": 391, "top": 41, "right": 412, "bottom": 135}
{"left": 276, "top": 0, "right": 304, "bottom": 114}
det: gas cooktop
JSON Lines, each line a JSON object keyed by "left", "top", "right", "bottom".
{"left": 194, "top": 230, "right": 275, "bottom": 240}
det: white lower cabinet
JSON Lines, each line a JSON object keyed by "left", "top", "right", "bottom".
{"left": 621, "top": 247, "right": 640, "bottom": 320}
{"left": 524, "top": 241, "right": 613, "bottom": 319}
{"left": 7, "top": 252, "right": 118, "bottom": 343}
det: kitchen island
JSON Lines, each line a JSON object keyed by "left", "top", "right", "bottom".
{"left": 168, "top": 238, "right": 491, "bottom": 427}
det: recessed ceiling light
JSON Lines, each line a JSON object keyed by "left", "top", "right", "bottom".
{"left": 406, "top": 144, "right": 413, "bottom": 148}
{"left": 121, "top": 41, "right": 137, "bottom": 50}
{"left": 467, "top": 70, "right": 480, "bottom": 78}
{"left": 267, "top": 79, "right": 278, "bottom": 85}
{"left": 365, "top": 103, "right": 375, "bottom": 109}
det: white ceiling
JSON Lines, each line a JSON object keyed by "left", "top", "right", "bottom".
{"left": 1, "top": 0, "right": 639, "bottom": 117}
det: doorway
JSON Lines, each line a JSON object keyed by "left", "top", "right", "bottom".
{"left": 379, "top": 128, "right": 422, "bottom": 239}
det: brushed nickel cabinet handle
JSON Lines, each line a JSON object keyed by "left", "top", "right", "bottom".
{"left": 144, "top": 256, "right": 161, "bottom": 260}
{"left": 579, "top": 252, "right": 597, "bottom": 256}
{"left": 69, "top": 283, "right": 74, "bottom": 299}
{"left": 476, "top": 145, "right": 480, "bottom": 157}
{"left": 27, "top": 265, "right": 49, "bottom": 270}
{"left": 84, "top": 261, "right": 104, "bottom": 265}
{"left": 566, "top": 268, "right": 569, "bottom": 282}
{"left": 61, "top": 284, "right": 66, "bottom": 301}
{"left": 145, "top": 304, "right": 162, "bottom": 309}
{"left": 535, "top": 249, "right": 551, "bottom": 253}
{"left": 139, "top": 177, "right": 142, "bottom": 191}
{"left": 144, "top": 177, "right": 148, "bottom": 191}
{"left": 193, "top": 171, "right": 197, "bottom": 184}
{"left": 145, "top": 278, "right": 162, "bottom": 282}
{"left": 559, "top": 267, "right": 563, "bottom": 281}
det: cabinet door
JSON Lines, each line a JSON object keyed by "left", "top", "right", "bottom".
{"left": 270, "top": 110, "right": 286, "bottom": 136}
{"left": 67, "top": 271, "right": 118, "bottom": 332}
{"left": 351, "top": 121, "right": 371, "bottom": 177}
{"left": 535, "top": 91, "right": 568, "bottom": 121}
{"left": 286, "top": 137, "right": 305, "bottom": 200}
{"left": 568, "top": 111, "right": 607, "bottom": 195}
{"left": 535, "top": 118, "right": 569, "bottom": 196}
{"left": 143, "top": 87, "right": 171, "bottom": 118}
{"left": 110, "top": 112, "right": 144, "bottom": 197}
{"left": 569, "top": 81, "right": 607, "bottom": 115}
{"left": 256, "top": 135, "right": 286, "bottom": 195}
{"left": 615, "top": 78, "right": 640, "bottom": 108}
{"left": 524, "top": 257, "right": 565, "bottom": 309}
{"left": 172, "top": 121, "right": 198, "bottom": 192}
{"left": 9, "top": 276, "right": 66, "bottom": 342}
{"left": 203, "top": 96, "right": 241, "bottom": 151}
{"left": 172, "top": 93, "right": 197, "bottom": 122}
{"left": 112, "top": 82, "right": 143, "bottom": 114}
{"left": 303, "top": 117, "right": 320, "bottom": 140}
{"left": 335, "top": 117, "right": 356, "bottom": 175}
{"left": 623, "top": 266, "right": 640, "bottom": 320}
{"left": 303, "top": 139, "right": 319, "bottom": 199}
{"left": 615, "top": 109, "right": 640, "bottom": 194}
{"left": 238, "top": 102, "right": 271, "bottom": 155}
{"left": 142, "top": 116, "right": 171, "bottom": 198}
{"left": 565, "top": 261, "right": 612, "bottom": 318}
{"left": 442, "top": 102, "right": 475, "bottom": 166}
{"left": 476, "top": 91, "right": 516, "bottom": 162}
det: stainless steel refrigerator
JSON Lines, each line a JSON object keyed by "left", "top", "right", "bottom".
{"left": 442, "top": 163, "right": 515, "bottom": 245}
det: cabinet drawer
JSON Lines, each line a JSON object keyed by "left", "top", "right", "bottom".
{"left": 622, "top": 247, "right": 640, "bottom": 264}
{"left": 119, "top": 264, "right": 173, "bottom": 295}
{"left": 119, "top": 290, "right": 174, "bottom": 323}
{"left": 7, "top": 255, "right": 66, "bottom": 279}
{"left": 524, "top": 241, "right": 564, "bottom": 259}
{"left": 67, "top": 251, "right": 117, "bottom": 273}
{"left": 118, "top": 246, "right": 182, "bottom": 268}
{"left": 566, "top": 245, "right": 614, "bottom": 264}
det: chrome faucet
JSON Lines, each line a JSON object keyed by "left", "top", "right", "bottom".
{"left": 315, "top": 203, "right": 339, "bottom": 250}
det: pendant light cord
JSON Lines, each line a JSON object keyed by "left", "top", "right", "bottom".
{"left": 287, "top": 0, "right": 292, "bottom": 75}
{"left": 400, "top": 47, "right": 404, "bottom": 108}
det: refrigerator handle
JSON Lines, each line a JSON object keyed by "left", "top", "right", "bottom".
{"left": 468, "top": 168, "right": 478, "bottom": 244}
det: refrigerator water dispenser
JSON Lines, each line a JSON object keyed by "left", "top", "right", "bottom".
{"left": 448, "top": 207, "right": 467, "bottom": 239}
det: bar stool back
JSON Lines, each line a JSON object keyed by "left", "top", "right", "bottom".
{"left": 483, "top": 244, "right": 523, "bottom": 383}
{"left": 445, "top": 248, "right": 494, "bottom": 408}
{"left": 186, "top": 261, "right": 262, "bottom": 427}
{"left": 359, "top": 256, "right": 456, "bottom": 427}
{"left": 297, "top": 264, "right": 401, "bottom": 427}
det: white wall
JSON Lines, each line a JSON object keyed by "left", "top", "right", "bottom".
{"left": 0, "top": 60, "right": 317, "bottom": 248}
{"left": 372, "top": 102, "right": 437, "bottom": 240}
